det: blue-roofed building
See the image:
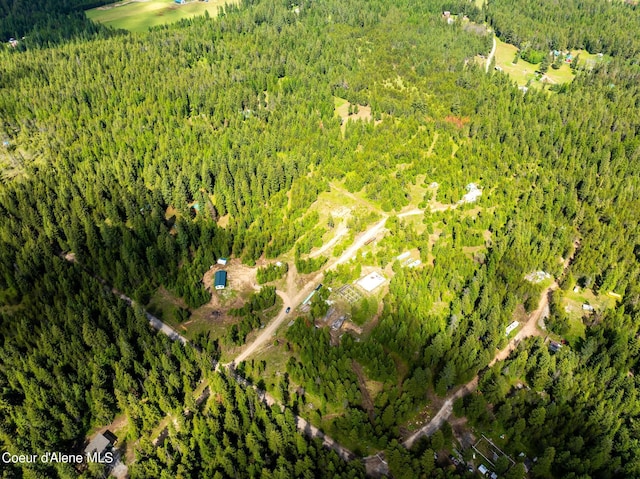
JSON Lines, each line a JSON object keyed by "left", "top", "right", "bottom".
{"left": 214, "top": 270, "right": 227, "bottom": 290}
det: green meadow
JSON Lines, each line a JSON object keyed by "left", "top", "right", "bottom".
{"left": 86, "top": 0, "right": 234, "bottom": 32}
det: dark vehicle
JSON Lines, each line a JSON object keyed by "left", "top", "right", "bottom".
{"left": 285, "top": 307, "right": 291, "bottom": 313}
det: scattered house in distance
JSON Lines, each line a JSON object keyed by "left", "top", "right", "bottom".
{"left": 495, "top": 65, "right": 503, "bottom": 72}
{"left": 84, "top": 430, "right": 117, "bottom": 456}
{"left": 573, "top": 286, "right": 580, "bottom": 293}
{"left": 582, "top": 303, "right": 594, "bottom": 311}
{"left": 217, "top": 257, "right": 228, "bottom": 265}
{"left": 478, "top": 464, "right": 489, "bottom": 475}
{"left": 429, "top": 181, "right": 439, "bottom": 188}
{"left": 505, "top": 321, "right": 519, "bottom": 336}
{"left": 8, "top": 38, "right": 18, "bottom": 48}
{"left": 214, "top": 270, "right": 227, "bottom": 290}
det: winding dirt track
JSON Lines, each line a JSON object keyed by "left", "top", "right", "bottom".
{"left": 402, "top": 240, "right": 580, "bottom": 449}
{"left": 232, "top": 216, "right": 388, "bottom": 365}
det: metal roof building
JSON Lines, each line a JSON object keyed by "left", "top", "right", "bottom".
{"left": 214, "top": 270, "right": 227, "bottom": 290}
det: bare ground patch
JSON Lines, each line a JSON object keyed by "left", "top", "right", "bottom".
{"left": 202, "top": 259, "right": 258, "bottom": 294}
{"left": 334, "top": 97, "right": 377, "bottom": 135}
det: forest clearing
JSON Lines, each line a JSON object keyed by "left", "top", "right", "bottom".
{"left": 493, "top": 36, "right": 604, "bottom": 89}
{"left": 86, "top": 0, "right": 232, "bottom": 32}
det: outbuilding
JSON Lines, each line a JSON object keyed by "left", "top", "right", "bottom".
{"left": 214, "top": 270, "right": 227, "bottom": 290}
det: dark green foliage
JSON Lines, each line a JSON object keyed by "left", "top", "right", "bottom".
{"left": 128, "top": 371, "right": 366, "bottom": 478}
{"left": 547, "top": 290, "right": 570, "bottom": 336}
{"left": 1, "top": 0, "right": 640, "bottom": 475}
{"left": 227, "top": 286, "right": 277, "bottom": 345}
{"left": 487, "top": 0, "right": 640, "bottom": 58}
{"left": 350, "top": 296, "right": 378, "bottom": 326}
{"left": 0, "top": 257, "right": 207, "bottom": 478}
{"left": 257, "top": 262, "right": 289, "bottom": 284}
{"left": 0, "top": 0, "right": 115, "bottom": 47}
{"left": 521, "top": 48, "right": 546, "bottom": 65}
{"left": 230, "top": 286, "right": 277, "bottom": 317}
{"left": 470, "top": 308, "right": 640, "bottom": 477}
{"left": 295, "top": 256, "right": 328, "bottom": 274}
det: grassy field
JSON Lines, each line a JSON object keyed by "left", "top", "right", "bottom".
{"left": 493, "top": 37, "right": 604, "bottom": 90}
{"left": 560, "top": 288, "right": 618, "bottom": 345}
{"left": 86, "top": 0, "right": 233, "bottom": 33}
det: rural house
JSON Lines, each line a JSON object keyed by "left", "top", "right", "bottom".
{"left": 84, "top": 430, "right": 117, "bottom": 456}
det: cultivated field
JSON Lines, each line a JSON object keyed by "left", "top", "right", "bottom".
{"left": 86, "top": 0, "right": 234, "bottom": 32}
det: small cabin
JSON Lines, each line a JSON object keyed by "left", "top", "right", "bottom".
{"left": 214, "top": 270, "right": 227, "bottom": 290}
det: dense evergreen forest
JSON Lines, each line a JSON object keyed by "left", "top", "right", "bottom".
{"left": 485, "top": 0, "right": 640, "bottom": 58}
{"left": 1, "top": 0, "right": 639, "bottom": 477}
{"left": 0, "top": 0, "right": 113, "bottom": 46}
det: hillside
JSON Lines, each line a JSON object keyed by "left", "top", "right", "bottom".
{"left": 1, "top": 0, "right": 639, "bottom": 477}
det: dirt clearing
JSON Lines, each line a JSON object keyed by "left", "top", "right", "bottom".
{"left": 334, "top": 97, "right": 376, "bottom": 134}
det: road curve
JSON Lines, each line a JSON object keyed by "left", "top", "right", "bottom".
{"left": 403, "top": 283, "right": 553, "bottom": 448}
{"left": 403, "top": 243, "right": 577, "bottom": 448}
{"left": 403, "top": 378, "right": 478, "bottom": 449}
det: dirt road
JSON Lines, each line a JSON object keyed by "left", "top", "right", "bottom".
{"left": 396, "top": 201, "right": 456, "bottom": 219}
{"left": 403, "top": 239, "right": 580, "bottom": 448}
{"left": 231, "top": 370, "right": 356, "bottom": 461}
{"left": 309, "top": 223, "right": 348, "bottom": 258}
{"left": 489, "top": 285, "right": 552, "bottom": 366}
{"left": 115, "top": 290, "right": 189, "bottom": 345}
{"left": 232, "top": 216, "right": 388, "bottom": 365}
{"left": 486, "top": 35, "right": 497, "bottom": 73}
{"left": 62, "top": 254, "right": 189, "bottom": 345}
{"left": 397, "top": 208, "right": 424, "bottom": 218}
{"left": 403, "top": 377, "right": 478, "bottom": 449}
{"left": 403, "top": 280, "right": 555, "bottom": 447}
